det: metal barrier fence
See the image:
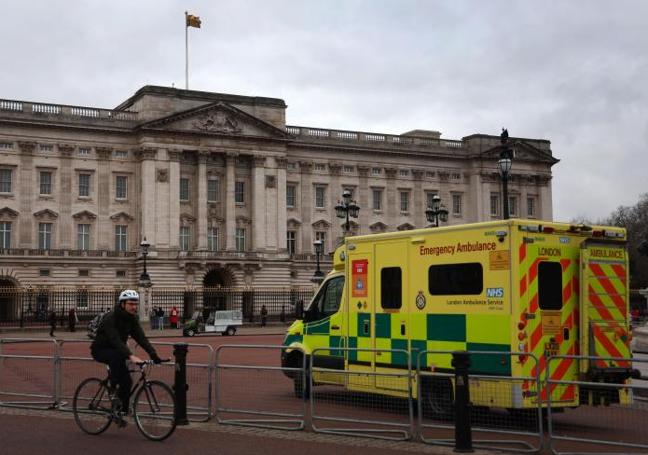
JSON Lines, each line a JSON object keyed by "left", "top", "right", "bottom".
{"left": 4, "top": 339, "right": 648, "bottom": 453}
{"left": 547, "top": 355, "right": 648, "bottom": 454}
{"left": 214, "top": 344, "right": 307, "bottom": 430}
{"left": 416, "top": 350, "right": 543, "bottom": 453}
{"left": 310, "top": 347, "right": 414, "bottom": 441}
{"left": 0, "top": 338, "right": 59, "bottom": 409}
{"left": 0, "top": 286, "right": 314, "bottom": 328}
{"left": 132, "top": 341, "right": 214, "bottom": 422}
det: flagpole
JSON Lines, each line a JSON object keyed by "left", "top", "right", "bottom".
{"left": 185, "top": 11, "right": 189, "bottom": 89}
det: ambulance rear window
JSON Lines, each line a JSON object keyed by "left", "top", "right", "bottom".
{"left": 381, "top": 267, "right": 402, "bottom": 309}
{"left": 538, "top": 261, "right": 563, "bottom": 310}
{"left": 428, "top": 263, "right": 483, "bottom": 295}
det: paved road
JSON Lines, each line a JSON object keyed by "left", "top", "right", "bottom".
{"left": 0, "top": 408, "right": 460, "bottom": 455}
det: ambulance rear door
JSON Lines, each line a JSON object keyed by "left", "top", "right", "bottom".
{"left": 579, "top": 239, "right": 631, "bottom": 377}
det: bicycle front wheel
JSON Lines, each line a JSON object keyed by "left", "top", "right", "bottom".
{"left": 133, "top": 380, "right": 177, "bottom": 441}
{"left": 73, "top": 377, "right": 112, "bottom": 435}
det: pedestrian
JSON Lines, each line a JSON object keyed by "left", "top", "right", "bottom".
{"left": 150, "top": 308, "right": 157, "bottom": 330}
{"left": 156, "top": 307, "right": 165, "bottom": 330}
{"left": 170, "top": 306, "right": 179, "bottom": 329}
{"left": 68, "top": 308, "right": 78, "bottom": 332}
{"left": 48, "top": 310, "right": 56, "bottom": 337}
{"left": 261, "top": 304, "right": 268, "bottom": 327}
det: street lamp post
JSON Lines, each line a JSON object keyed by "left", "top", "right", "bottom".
{"left": 498, "top": 128, "right": 513, "bottom": 220}
{"left": 311, "top": 239, "right": 324, "bottom": 284}
{"left": 335, "top": 189, "right": 360, "bottom": 235}
{"left": 425, "top": 194, "right": 449, "bottom": 227}
{"left": 139, "top": 237, "right": 151, "bottom": 287}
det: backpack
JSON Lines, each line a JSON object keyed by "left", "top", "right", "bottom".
{"left": 87, "top": 311, "right": 110, "bottom": 339}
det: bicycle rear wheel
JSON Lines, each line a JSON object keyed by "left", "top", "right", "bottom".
{"left": 73, "top": 377, "right": 113, "bottom": 435}
{"left": 133, "top": 380, "right": 176, "bottom": 441}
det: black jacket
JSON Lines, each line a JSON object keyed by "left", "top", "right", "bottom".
{"left": 91, "top": 304, "right": 157, "bottom": 359}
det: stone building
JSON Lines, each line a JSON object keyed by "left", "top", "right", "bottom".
{"left": 0, "top": 85, "right": 558, "bottom": 294}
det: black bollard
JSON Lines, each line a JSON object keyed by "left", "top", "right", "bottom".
{"left": 452, "top": 351, "right": 473, "bottom": 453}
{"left": 173, "top": 343, "right": 190, "bottom": 425}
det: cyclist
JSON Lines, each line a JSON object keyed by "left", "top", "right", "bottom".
{"left": 91, "top": 289, "right": 162, "bottom": 417}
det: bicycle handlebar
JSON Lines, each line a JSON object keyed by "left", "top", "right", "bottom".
{"left": 135, "top": 359, "right": 171, "bottom": 366}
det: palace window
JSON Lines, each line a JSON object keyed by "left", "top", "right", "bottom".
{"left": 180, "top": 226, "right": 191, "bottom": 251}
{"left": 115, "top": 225, "right": 127, "bottom": 251}
{"left": 207, "top": 178, "right": 220, "bottom": 202}
{"left": 179, "top": 178, "right": 190, "bottom": 201}
{"left": 77, "top": 224, "right": 90, "bottom": 250}
{"left": 235, "top": 181, "right": 245, "bottom": 204}
{"left": 39, "top": 171, "right": 52, "bottom": 195}
{"left": 39, "top": 223, "right": 52, "bottom": 250}
{"left": 286, "top": 184, "right": 296, "bottom": 208}
{"left": 235, "top": 228, "right": 246, "bottom": 252}
{"left": 0, "top": 169, "right": 12, "bottom": 193}
{"left": 78, "top": 174, "right": 91, "bottom": 197}
{"left": 287, "top": 230, "right": 296, "bottom": 256}
{"left": 372, "top": 189, "right": 382, "bottom": 211}
{"left": 208, "top": 227, "right": 219, "bottom": 251}
{"left": 0, "top": 221, "right": 11, "bottom": 248}
{"left": 314, "top": 186, "right": 326, "bottom": 209}
{"left": 115, "top": 176, "right": 127, "bottom": 199}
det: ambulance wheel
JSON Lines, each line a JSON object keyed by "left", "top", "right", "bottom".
{"left": 422, "top": 378, "right": 453, "bottom": 417}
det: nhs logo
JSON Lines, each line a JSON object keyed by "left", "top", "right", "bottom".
{"left": 486, "top": 288, "right": 504, "bottom": 298}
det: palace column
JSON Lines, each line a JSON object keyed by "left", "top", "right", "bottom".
{"left": 357, "top": 166, "right": 370, "bottom": 235}
{"left": 139, "top": 148, "right": 158, "bottom": 245}
{"left": 17, "top": 141, "right": 35, "bottom": 248}
{"left": 168, "top": 150, "right": 181, "bottom": 249}
{"left": 95, "top": 147, "right": 112, "bottom": 250}
{"left": 224, "top": 152, "right": 238, "bottom": 250}
{"left": 412, "top": 169, "right": 425, "bottom": 228}
{"left": 57, "top": 144, "right": 74, "bottom": 248}
{"left": 275, "top": 157, "right": 288, "bottom": 253}
{"left": 298, "top": 161, "right": 313, "bottom": 252}
{"left": 252, "top": 155, "right": 267, "bottom": 251}
{"left": 196, "top": 152, "right": 208, "bottom": 249}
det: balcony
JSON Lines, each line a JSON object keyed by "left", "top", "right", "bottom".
{"left": 0, "top": 248, "right": 137, "bottom": 258}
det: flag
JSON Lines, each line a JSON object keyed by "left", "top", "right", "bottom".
{"left": 186, "top": 14, "right": 201, "bottom": 28}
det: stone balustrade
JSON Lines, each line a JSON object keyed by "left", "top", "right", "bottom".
{"left": 286, "top": 125, "right": 464, "bottom": 149}
{"left": 0, "top": 98, "right": 138, "bottom": 122}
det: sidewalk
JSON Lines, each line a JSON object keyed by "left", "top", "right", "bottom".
{"left": 0, "top": 322, "right": 289, "bottom": 340}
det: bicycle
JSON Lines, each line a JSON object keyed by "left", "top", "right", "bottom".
{"left": 72, "top": 360, "right": 177, "bottom": 441}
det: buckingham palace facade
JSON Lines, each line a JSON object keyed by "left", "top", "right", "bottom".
{"left": 0, "top": 85, "right": 558, "bottom": 291}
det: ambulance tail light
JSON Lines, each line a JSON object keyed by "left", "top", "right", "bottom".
{"left": 518, "top": 332, "right": 527, "bottom": 341}
{"left": 592, "top": 230, "right": 605, "bottom": 237}
{"left": 541, "top": 226, "right": 555, "bottom": 234}
{"left": 518, "top": 321, "right": 527, "bottom": 331}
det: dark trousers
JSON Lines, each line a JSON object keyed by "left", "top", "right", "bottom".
{"left": 91, "top": 348, "right": 132, "bottom": 412}
{"left": 49, "top": 323, "right": 55, "bottom": 336}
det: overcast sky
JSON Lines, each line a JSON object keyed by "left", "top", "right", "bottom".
{"left": 1, "top": 1, "right": 646, "bottom": 222}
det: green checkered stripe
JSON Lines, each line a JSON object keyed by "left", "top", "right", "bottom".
{"left": 349, "top": 312, "right": 512, "bottom": 375}
{"left": 284, "top": 313, "right": 512, "bottom": 375}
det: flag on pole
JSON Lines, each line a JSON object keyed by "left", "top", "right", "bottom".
{"left": 186, "top": 13, "right": 201, "bottom": 28}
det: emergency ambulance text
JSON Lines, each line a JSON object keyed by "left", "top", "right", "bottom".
{"left": 419, "top": 241, "right": 496, "bottom": 257}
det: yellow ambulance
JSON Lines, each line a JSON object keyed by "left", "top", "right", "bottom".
{"left": 281, "top": 219, "right": 634, "bottom": 411}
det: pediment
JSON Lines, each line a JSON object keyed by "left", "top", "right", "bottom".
{"left": 33, "top": 209, "right": 58, "bottom": 220}
{"left": 72, "top": 210, "right": 97, "bottom": 221}
{"left": 138, "top": 102, "right": 292, "bottom": 140}
{"left": 109, "top": 211, "right": 134, "bottom": 222}
{"left": 180, "top": 212, "right": 196, "bottom": 224}
{"left": 312, "top": 219, "right": 331, "bottom": 230}
{"left": 369, "top": 221, "right": 388, "bottom": 233}
{"left": 397, "top": 223, "right": 416, "bottom": 231}
{"left": 0, "top": 207, "right": 19, "bottom": 219}
{"left": 480, "top": 141, "right": 559, "bottom": 164}
{"left": 287, "top": 217, "right": 302, "bottom": 228}
{"left": 236, "top": 215, "right": 251, "bottom": 225}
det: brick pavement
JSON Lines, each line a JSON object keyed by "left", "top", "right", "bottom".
{"left": 0, "top": 406, "right": 498, "bottom": 454}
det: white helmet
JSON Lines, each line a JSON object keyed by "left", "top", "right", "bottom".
{"left": 118, "top": 289, "right": 140, "bottom": 302}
